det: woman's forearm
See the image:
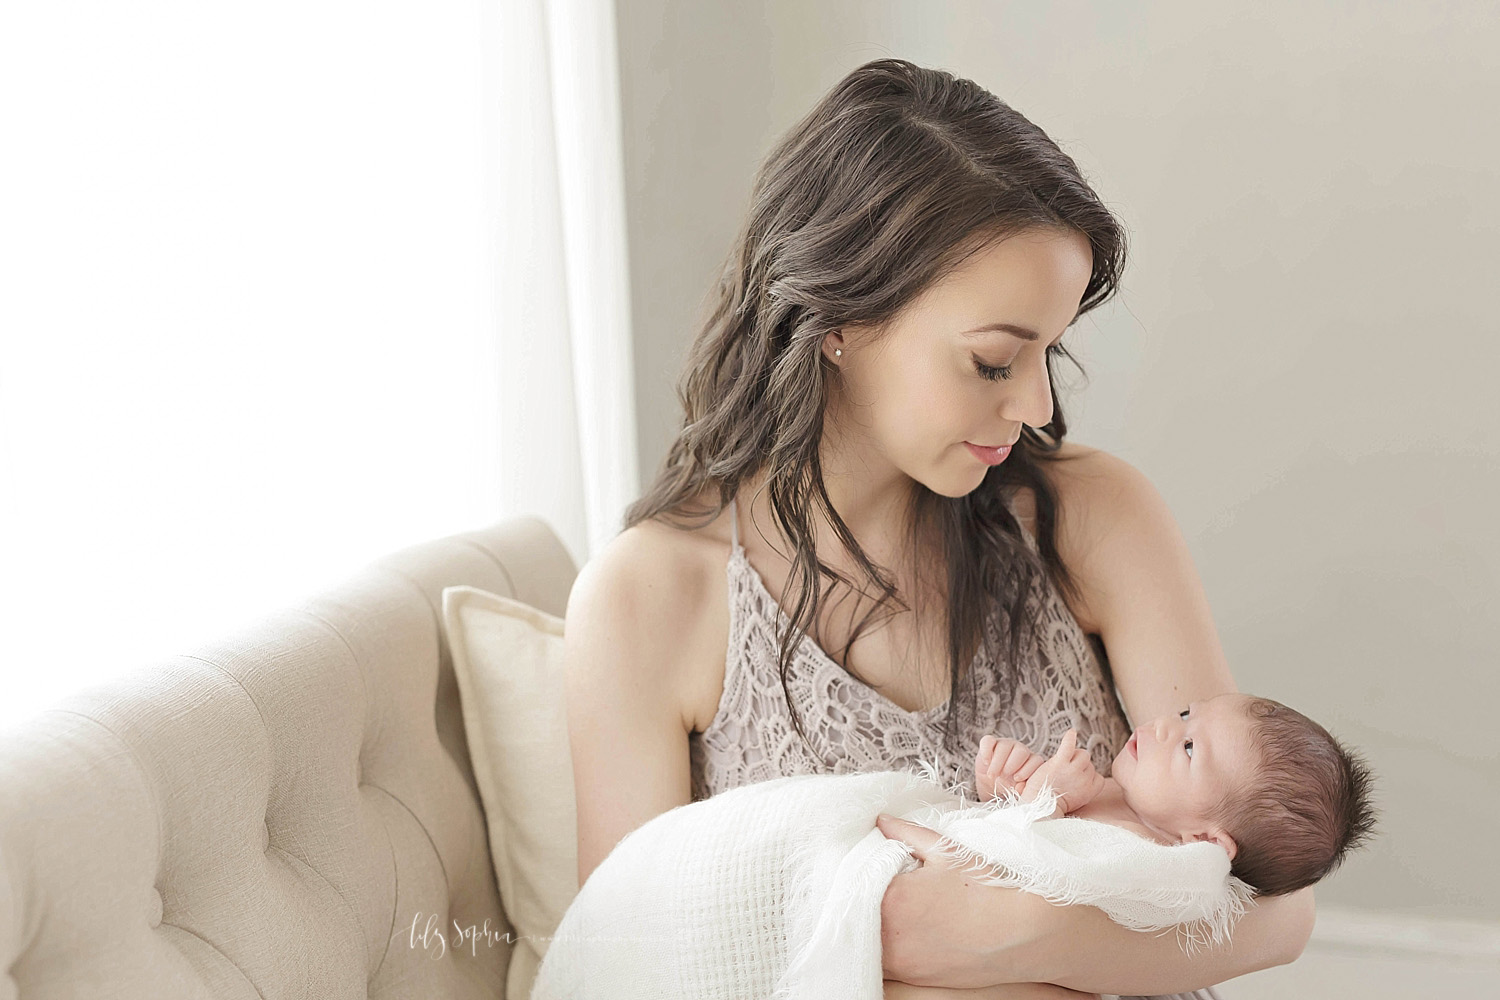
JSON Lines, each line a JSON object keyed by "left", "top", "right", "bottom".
{"left": 1018, "top": 885, "right": 1316, "bottom": 996}
{"left": 874, "top": 813, "right": 1313, "bottom": 992}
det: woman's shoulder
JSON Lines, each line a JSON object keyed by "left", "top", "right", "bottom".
{"left": 1023, "top": 439, "right": 1172, "bottom": 633}
{"left": 1010, "top": 438, "right": 1126, "bottom": 529}
{"left": 1031, "top": 437, "right": 1130, "bottom": 489}
{"left": 572, "top": 491, "right": 733, "bottom": 731}
{"left": 1041, "top": 440, "right": 1179, "bottom": 542}
{"left": 598, "top": 489, "right": 736, "bottom": 598}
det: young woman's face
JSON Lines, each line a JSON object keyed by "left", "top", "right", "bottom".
{"left": 1111, "top": 692, "right": 1258, "bottom": 856}
{"left": 822, "top": 227, "right": 1094, "bottom": 500}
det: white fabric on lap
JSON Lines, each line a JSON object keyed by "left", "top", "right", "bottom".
{"left": 530, "top": 767, "right": 1252, "bottom": 1000}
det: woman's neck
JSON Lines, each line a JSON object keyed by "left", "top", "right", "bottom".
{"left": 740, "top": 468, "right": 937, "bottom": 591}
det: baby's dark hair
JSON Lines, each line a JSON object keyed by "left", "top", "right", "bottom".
{"left": 1214, "top": 696, "right": 1378, "bottom": 897}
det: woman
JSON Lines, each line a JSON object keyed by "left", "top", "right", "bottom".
{"left": 561, "top": 58, "right": 1315, "bottom": 999}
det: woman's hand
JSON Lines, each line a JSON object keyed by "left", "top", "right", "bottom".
{"left": 875, "top": 813, "right": 1054, "bottom": 987}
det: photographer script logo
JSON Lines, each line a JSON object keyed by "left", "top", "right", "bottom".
{"left": 392, "top": 911, "right": 679, "bottom": 959}
{"left": 392, "top": 912, "right": 513, "bottom": 960}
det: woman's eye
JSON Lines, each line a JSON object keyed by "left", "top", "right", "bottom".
{"left": 1184, "top": 739, "right": 1194, "bottom": 759}
{"left": 973, "top": 344, "right": 1066, "bottom": 383}
{"left": 973, "top": 357, "right": 1014, "bottom": 381}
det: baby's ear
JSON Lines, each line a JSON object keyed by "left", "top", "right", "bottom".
{"left": 1195, "top": 828, "right": 1238, "bottom": 862}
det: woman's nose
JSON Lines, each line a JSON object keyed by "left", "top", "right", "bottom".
{"left": 997, "top": 359, "right": 1054, "bottom": 429}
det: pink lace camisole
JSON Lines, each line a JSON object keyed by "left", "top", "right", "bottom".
{"left": 689, "top": 495, "right": 1133, "bottom": 802}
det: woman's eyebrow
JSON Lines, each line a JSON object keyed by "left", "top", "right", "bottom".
{"left": 962, "top": 322, "right": 1041, "bottom": 340}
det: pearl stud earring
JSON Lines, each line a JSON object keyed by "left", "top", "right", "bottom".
{"left": 834, "top": 349, "right": 842, "bottom": 357}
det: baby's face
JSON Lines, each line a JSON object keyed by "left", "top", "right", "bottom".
{"left": 1110, "top": 692, "right": 1259, "bottom": 855}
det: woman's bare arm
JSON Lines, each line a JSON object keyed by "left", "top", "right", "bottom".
{"left": 1024, "top": 883, "right": 1315, "bottom": 995}
{"left": 564, "top": 529, "right": 702, "bottom": 885}
{"left": 1039, "top": 444, "right": 1240, "bottom": 720}
{"left": 876, "top": 814, "right": 1312, "bottom": 993}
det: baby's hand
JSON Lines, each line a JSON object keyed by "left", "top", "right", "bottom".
{"left": 1020, "top": 729, "right": 1105, "bottom": 816}
{"left": 973, "top": 734, "right": 1046, "bottom": 802}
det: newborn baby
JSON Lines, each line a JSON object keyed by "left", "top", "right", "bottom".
{"left": 531, "top": 692, "right": 1376, "bottom": 1000}
{"left": 971, "top": 692, "right": 1378, "bottom": 898}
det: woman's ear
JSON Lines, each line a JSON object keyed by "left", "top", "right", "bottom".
{"left": 823, "top": 330, "right": 848, "bottom": 362}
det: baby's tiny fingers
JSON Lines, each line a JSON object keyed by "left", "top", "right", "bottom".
{"left": 976, "top": 735, "right": 998, "bottom": 770}
{"left": 1000, "top": 744, "right": 1034, "bottom": 776}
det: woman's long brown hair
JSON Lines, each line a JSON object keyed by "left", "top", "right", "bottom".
{"left": 622, "top": 58, "right": 1129, "bottom": 754}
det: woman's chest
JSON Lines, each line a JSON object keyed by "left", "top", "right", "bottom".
{"left": 675, "top": 485, "right": 1105, "bottom": 734}
{"left": 745, "top": 542, "right": 960, "bottom": 714}
{"left": 676, "top": 550, "right": 956, "bottom": 733}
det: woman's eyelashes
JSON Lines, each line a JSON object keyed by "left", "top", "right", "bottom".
{"left": 973, "top": 357, "right": 1014, "bottom": 381}
{"left": 971, "top": 343, "right": 1067, "bottom": 382}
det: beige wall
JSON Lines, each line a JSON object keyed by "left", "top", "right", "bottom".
{"left": 616, "top": 0, "right": 1500, "bottom": 920}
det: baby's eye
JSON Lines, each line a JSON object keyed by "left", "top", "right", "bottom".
{"left": 1180, "top": 708, "right": 1190, "bottom": 719}
{"left": 1184, "top": 739, "right": 1194, "bottom": 759}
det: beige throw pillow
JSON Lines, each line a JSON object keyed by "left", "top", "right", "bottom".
{"left": 442, "top": 584, "right": 578, "bottom": 1000}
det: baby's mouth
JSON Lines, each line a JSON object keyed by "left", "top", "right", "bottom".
{"left": 1125, "top": 733, "right": 1139, "bottom": 758}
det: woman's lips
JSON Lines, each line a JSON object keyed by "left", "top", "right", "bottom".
{"left": 965, "top": 441, "right": 1013, "bottom": 466}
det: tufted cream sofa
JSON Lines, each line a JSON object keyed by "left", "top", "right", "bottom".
{"left": 0, "top": 515, "right": 577, "bottom": 999}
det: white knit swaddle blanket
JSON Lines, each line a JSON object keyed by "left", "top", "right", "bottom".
{"left": 530, "top": 766, "right": 1254, "bottom": 1000}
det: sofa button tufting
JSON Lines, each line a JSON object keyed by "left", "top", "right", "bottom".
{"left": 149, "top": 887, "right": 163, "bottom": 928}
